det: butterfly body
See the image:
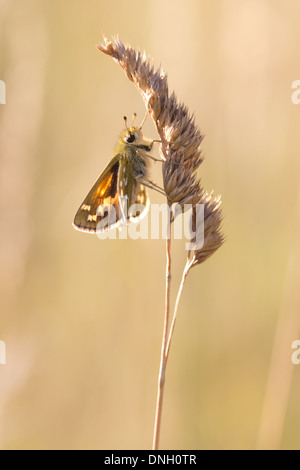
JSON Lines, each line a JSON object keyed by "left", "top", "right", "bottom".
{"left": 73, "top": 126, "right": 153, "bottom": 233}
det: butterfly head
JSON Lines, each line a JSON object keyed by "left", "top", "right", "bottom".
{"left": 121, "top": 126, "right": 153, "bottom": 152}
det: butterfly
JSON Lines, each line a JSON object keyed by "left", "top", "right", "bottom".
{"left": 73, "top": 116, "right": 162, "bottom": 234}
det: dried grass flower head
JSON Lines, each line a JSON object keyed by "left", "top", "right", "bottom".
{"left": 190, "top": 192, "right": 224, "bottom": 267}
{"left": 97, "top": 35, "right": 224, "bottom": 260}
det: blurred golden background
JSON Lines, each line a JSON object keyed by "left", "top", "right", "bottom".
{"left": 1, "top": 0, "right": 300, "bottom": 450}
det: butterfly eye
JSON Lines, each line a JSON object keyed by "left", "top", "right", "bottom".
{"left": 125, "top": 133, "right": 135, "bottom": 143}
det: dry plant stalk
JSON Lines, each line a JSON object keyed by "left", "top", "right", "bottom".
{"left": 98, "top": 35, "right": 224, "bottom": 450}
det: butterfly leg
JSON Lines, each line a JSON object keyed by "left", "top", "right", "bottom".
{"left": 146, "top": 154, "right": 166, "bottom": 163}
{"left": 136, "top": 175, "right": 166, "bottom": 196}
{"left": 136, "top": 149, "right": 165, "bottom": 163}
{"left": 137, "top": 149, "right": 184, "bottom": 167}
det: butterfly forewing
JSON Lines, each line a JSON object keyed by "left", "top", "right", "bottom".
{"left": 73, "top": 156, "right": 121, "bottom": 233}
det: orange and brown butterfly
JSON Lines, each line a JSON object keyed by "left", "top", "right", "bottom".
{"left": 73, "top": 115, "right": 160, "bottom": 234}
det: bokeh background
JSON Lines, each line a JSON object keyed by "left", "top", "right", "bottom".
{"left": 1, "top": 0, "right": 300, "bottom": 450}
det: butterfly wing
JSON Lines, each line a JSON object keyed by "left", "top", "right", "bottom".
{"left": 73, "top": 155, "right": 121, "bottom": 233}
{"left": 127, "top": 182, "right": 150, "bottom": 223}
{"left": 117, "top": 154, "right": 150, "bottom": 225}
{"left": 73, "top": 154, "right": 150, "bottom": 233}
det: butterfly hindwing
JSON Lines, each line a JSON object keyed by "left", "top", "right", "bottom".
{"left": 128, "top": 183, "right": 149, "bottom": 223}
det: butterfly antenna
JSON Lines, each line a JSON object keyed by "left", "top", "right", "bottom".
{"left": 123, "top": 116, "right": 128, "bottom": 129}
{"left": 132, "top": 112, "right": 137, "bottom": 125}
{"left": 139, "top": 110, "right": 148, "bottom": 130}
